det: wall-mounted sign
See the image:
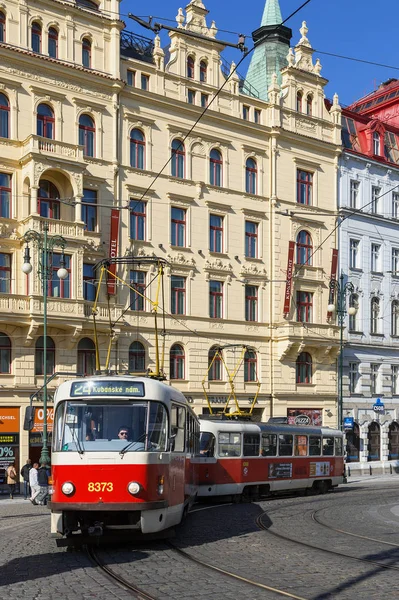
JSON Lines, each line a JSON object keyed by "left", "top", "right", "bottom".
{"left": 0, "top": 408, "right": 20, "bottom": 433}
{"left": 287, "top": 408, "right": 322, "bottom": 426}
{"left": 343, "top": 417, "right": 354, "bottom": 430}
{"left": 373, "top": 398, "right": 385, "bottom": 413}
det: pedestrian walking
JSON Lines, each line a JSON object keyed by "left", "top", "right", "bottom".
{"left": 29, "top": 463, "right": 40, "bottom": 504}
{"left": 36, "top": 463, "right": 49, "bottom": 505}
{"left": 20, "top": 459, "right": 32, "bottom": 500}
{"left": 6, "top": 462, "right": 18, "bottom": 499}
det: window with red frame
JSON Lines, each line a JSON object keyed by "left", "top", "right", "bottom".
{"left": 49, "top": 253, "right": 71, "bottom": 298}
{"left": 245, "top": 158, "right": 257, "bottom": 194}
{"left": 82, "top": 38, "right": 91, "bottom": 67}
{"left": 209, "top": 214, "right": 223, "bottom": 253}
{"left": 187, "top": 56, "right": 194, "bottom": 78}
{"left": 77, "top": 338, "right": 96, "bottom": 376}
{"left": 0, "top": 253, "right": 11, "bottom": 293}
{"left": 209, "top": 280, "right": 223, "bottom": 318}
{"left": 129, "top": 200, "right": 146, "bottom": 241}
{"left": 130, "top": 270, "right": 146, "bottom": 311}
{"left": 48, "top": 27, "right": 58, "bottom": 58}
{"left": 296, "top": 291, "right": 313, "bottom": 323}
{"left": 35, "top": 336, "right": 55, "bottom": 375}
{"left": 306, "top": 95, "right": 312, "bottom": 116}
{"left": 297, "top": 170, "right": 313, "bottom": 205}
{"left": 0, "top": 93, "right": 9, "bottom": 139}
{"left": 0, "top": 11, "right": 5, "bottom": 42}
{"left": 208, "top": 346, "right": 222, "bottom": 381}
{"left": 210, "top": 149, "right": 222, "bottom": 186}
{"left": 37, "top": 103, "right": 54, "bottom": 139}
{"left": 129, "top": 341, "right": 145, "bottom": 372}
{"left": 171, "top": 275, "right": 186, "bottom": 315}
{"left": 296, "top": 230, "right": 313, "bottom": 265}
{"left": 171, "top": 139, "right": 185, "bottom": 178}
{"left": 32, "top": 22, "right": 42, "bottom": 53}
{"left": 296, "top": 91, "right": 303, "bottom": 112}
{"left": 171, "top": 207, "right": 186, "bottom": 247}
{"left": 245, "top": 220, "right": 258, "bottom": 258}
{"left": 244, "top": 350, "right": 257, "bottom": 382}
{"left": 130, "top": 128, "right": 145, "bottom": 169}
{"left": 245, "top": 285, "right": 258, "bottom": 322}
{"left": 38, "top": 180, "right": 60, "bottom": 219}
{"left": 200, "top": 60, "right": 207, "bottom": 82}
{"left": 0, "top": 333, "right": 11, "bottom": 373}
{"left": 0, "top": 172, "right": 11, "bottom": 218}
{"left": 296, "top": 352, "right": 312, "bottom": 384}
{"left": 170, "top": 344, "right": 185, "bottom": 379}
{"left": 79, "top": 114, "right": 95, "bottom": 157}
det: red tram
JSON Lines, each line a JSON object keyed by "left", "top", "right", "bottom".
{"left": 197, "top": 419, "right": 345, "bottom": 499}
{"left": 49, "top": 376, "right": 199, "bottom": 540}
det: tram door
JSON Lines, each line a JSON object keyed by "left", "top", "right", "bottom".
{"left": 346, "top": 423, "right": 360, "bottom": 462}
{"left": 367, "top": 422, "right": 380, "bottom": 462}
{"left": 388, "top": 422, "right": 399, "bottom": 460}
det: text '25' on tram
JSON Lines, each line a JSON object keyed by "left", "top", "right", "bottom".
{"left": 48, "top": 376, "right": 199, "bottom": 540}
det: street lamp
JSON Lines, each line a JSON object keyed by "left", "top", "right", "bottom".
{"left": 327, "top": 273, "right": 357, "bottom": 431}
{"left": 22, "top": 222, "right": 68, "bottom": 465}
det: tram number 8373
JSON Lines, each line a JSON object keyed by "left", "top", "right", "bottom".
{"left": 88, "top": 482, "right": 114, "bottom": 492}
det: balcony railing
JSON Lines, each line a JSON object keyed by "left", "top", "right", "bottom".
{"left": 21, "top": 135, "right": 84, "bottom": 163}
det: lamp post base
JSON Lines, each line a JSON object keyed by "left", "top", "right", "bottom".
{"left": 39, "top": 447, "right": 51, "bottom": 466}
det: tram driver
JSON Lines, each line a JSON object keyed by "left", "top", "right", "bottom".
{"left": 118, "top": 427, "right": 131, "bottom": 440}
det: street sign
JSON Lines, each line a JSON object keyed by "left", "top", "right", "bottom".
{"left": 373, "top": 398, "right": 385, "bottom": 413}
{"left": 343, "top": 417, "right": 354, "bottom": 430}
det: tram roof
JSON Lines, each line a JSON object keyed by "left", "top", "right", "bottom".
{"left": 199, "top": 419, "right": 342, "bottom": 436}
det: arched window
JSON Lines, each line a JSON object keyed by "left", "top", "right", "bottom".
{"left": 245, "top": 158, "right": 257, "bottom": 194}
{"left": 171, "top": 139, "right": 185, "bottom": 178}
{"left": 296, "top": 351, "right": 312, "bottom": 384}
{"left": 77, "top": 338, "right": 96, "bottom": 376}
{"left": 306, "top": 95, "right": 313, "bottom": 116}
{"left": 82, "top": 37, "right": 91, "bottom": 68}
{"left": 37, "top": 103, "right": 54, "bottom": 139}
{"left": 296, "top": 91, "right": 303, "bottom": 112}
{"left": 187, "top": 56, "right": 194, "bottom": 79}
{"left": 296, "top": 230, "right": 312, "bottom": 265}
{"left": 0, "top": 333, "right": 11, "bottom": 373}
{"left": 392, "top": 300, "right": 399, "bottom": 336}
{"left": 346, "top": 423, "right": 360, "bottom": 463}
{"left": 373, "top": 131, "right": 380, "bottom": 156}
{"left": 0, "top": 93, "right": 9, "bottom": 139}
{"left": 129, "top": 341, "right": 145, "bottom": 372}
{"left": 79, "top": 114, "right": 95, "bottom": 157}
{"left": 38, "top": 180, "right": 60, "bottom": 219}
{"left": 388, "top": 421, "right": 399, "bottom": 460}
{"left": 210, "top": 149, "right": 222, "bottom": 186}
{"left": 367, "top": 421, "right": 380, "bottom": 462}
{"left": 349, "top": 293, "right": 358, "bottom": 331}
{"left": 200, "top": 60, "right": 207, "bottom": 83}
{"left": 32, "top": 22, "right": 42, "bottom": 53}
{"left": 130, "top": 129, "right": 145, "bottom": 169}
{"left": 170, "top": 343, "right": 185, "bottom": 380}
{"left": 35, "top": 336, "right": 55, "bottom": 375}
{"left": 48, "top": 27, "right": 58, "bottom": 58}
{"left": 0, "top": 11, "right": 5, "bottom": 42}
{"left": 370, "top": 297, "right": 380, "bottom": 334}
{"left": 244, "top": 350, "right": 257, "bottom": 382}
{"left": 208, "top": 346, "right": 222, "bottom": 381}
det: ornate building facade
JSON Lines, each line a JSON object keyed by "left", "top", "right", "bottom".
{"left": 0, "top": 0, "right": 342, "bottom": 478}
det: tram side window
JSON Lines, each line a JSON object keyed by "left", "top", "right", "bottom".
{"left": 309, "top": 436, "right": 321, "bottom": 456}
{"left": 261, "top": 433, "right": 277, "bottom": 456}
{"left": 334, "top": 436, "right": 343, "bottom": 456}
{"left": 243, "top": 433, "right": 260, "bottom": 456}
{"left": 170, "top": 405, "right": 185, "bottom": 452}
{"left": 148, "top": 402, "right": 168, "bottom": 451}
{"left": 294, "top": 435, "right": 308, "bottom": 456}
{"left": 278, "top": 434, "right": 293, "bottom": 456}
{"left": 218, "top": 432, "right": 241, "bottom": 457}
{"left": 200, "top": 431, "right": 215, "bottom": 456}
{"left": 323, "top": 436, "right": 334, "bottom": 456}
{"left": 186, "top": 413, "right": 200, "bottom": 454}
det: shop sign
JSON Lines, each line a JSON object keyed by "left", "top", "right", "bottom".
{"left": 0, "top": 408, "right": 20, "bottom": 433}
{"left": 373, "top": 398, "right": 384, "bottom": 413}
{"left": 343, "top": 417, "right": 354, "bottom": 430}
{"left": 287, "top": 408, "right": 322, "bottom": 426}
{"left": 31, "top": 408, "right": 54, "bottom": 433}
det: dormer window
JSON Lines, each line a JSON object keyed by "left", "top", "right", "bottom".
{"left": 373, "top": 131, "right": 380, "bottom": 156}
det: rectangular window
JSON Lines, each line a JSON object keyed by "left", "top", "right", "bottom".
{"left": 209, "top": 214, "right": 223, "bottom": 253}
{"left": 0, "top": 173, "right": 11, "bottom": 218}
{"left": 245, "top": 220, "right": 258, "bottom": 258}
{"left": 349, "top": 239, "right": 359, "bottom": 269}
{"left": 171, "top": 275, "right": 186, "bottom": 315}
{"left": 218, "top": 432, "right": 241, "bottom": 457}
{"left": 0, "top": 253, "right": 11, "bottom": 293}
{"left": 254, "top": 109, "right": 261, "bottom": 124}
{"left": 81, "top": 189, "right": 97, "bottom": 232}
{"left": 141, "top": 74, "right": 149, "bottom": 91}
{"left": 370, "top": 363, "right": 379, "bottom": 395}
{"left": 188, "top": 90, "right": 195, "bottom": 104}
{"left": 393, "top": 193, "right": 399, "bottom": 219}
{"left": 350, "top": 180, "right": 359, "bottom": 209}
{"left": 83, "top": 263, "right": 96, "bottom": 301}
{"left": 243, "top": 433, "right": 260, "bottom": 457}
{"left": 243, "top": 105, "right": 250, "bottom": 120}
{"left": 371, "top": 186, "right": 380, "bottom": 214}
{"left": 294, "top": 435, "right": 308, "bottom": 456}
{"left": 309, "top": 436, "right": 321, "bottom": 456}
{"left": 296, "top": 291, "right": 313, "bottom": 323}
{"left": 371, "top": 243, "right": 381, "bottom": 272}
{"left": 384, "top": 131, "right": 399, "bottom": 163}
{"left": 245, "top": 285, "right": 258, "bottom": 322}
{"left": 261, "top": 434, "right": 277, "bottom": 456}
{"left": 392, "top": 365, "right": 399, "bottom": 395}
{"left": 130, "top": 200, "right": 146, "bottom": 241}
{"left": 201, "top": 93, "right": 209, "bottom": 108}
{"left": 209, "top": 280, "right": 223, "bottom": 318}
{"left": 127, "top": 70, "right": 136, "bottom": 86}
{"left": 130, "top": 270, "right": 146, "bottom": 311}
{"left": 297, "top": 170, "right": 313, "bottom": 205}
{"left": 171, "top": 207, "right": 186, "bottom": 247}
{"left": 50, "top": 254, "right": 71, "bottom": 298}
{"left": 392, "top": 248, "right": 399, "bottom": 275}
{"left": 278, "top": 434, "right": 293, "bottom": 456}
{"left": 349, "top": 362, "right": 359, "bottom": 394}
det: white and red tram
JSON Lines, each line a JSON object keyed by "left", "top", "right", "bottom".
{"left": 49, "top": 376, "right": 199, "bottom": 540}
{"left": 198, "top": 419, "right": 345, "bottom": 499}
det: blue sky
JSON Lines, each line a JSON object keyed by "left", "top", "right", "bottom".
{"left": 121, "top": 0, "right": 399, "bottom": 107}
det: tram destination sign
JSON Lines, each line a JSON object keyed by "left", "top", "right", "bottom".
{"left": 70, "top": 380, "right": 145, "bottom": 398}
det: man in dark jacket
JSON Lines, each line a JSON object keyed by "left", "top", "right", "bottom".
{"left": 36, "top": 463, "right": 49, "bottom": 505}
{"left": 20, "top": 459, "right": 32, "bottom": 500}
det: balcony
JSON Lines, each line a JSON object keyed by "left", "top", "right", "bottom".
{"left": 20, "top": 215, "right": 86, "bottom": 240}
{"left": 21, "top": 135, "right": 84, "bottom": 165}
{"left": 294, "top": 264, "right": 325, "bottom": 282}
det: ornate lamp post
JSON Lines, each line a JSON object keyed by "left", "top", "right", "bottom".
{"left": 327, "top": 273, "right": 357, "bottom": 431}
{"left": 22, "top": 222, "right": 68, "bottom": 465}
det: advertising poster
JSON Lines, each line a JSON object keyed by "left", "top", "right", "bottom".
{"left": 0, "top": 408, "right": 20, "bottom": 487}
{"left": 309, "top": 462, "right": 330, "bottom": 477}
{"left": 287, "top": 408, "right": 322, "bottom": 426}
{"left": 268, "top": 462, "right": 292, "bottom": 479}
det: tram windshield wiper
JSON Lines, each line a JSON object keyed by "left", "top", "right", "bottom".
{"left": 120, "top": 434, "right": 147, "bottom": 456}
{"left": 71, "top": 425, "right": 84, "bottom": 455}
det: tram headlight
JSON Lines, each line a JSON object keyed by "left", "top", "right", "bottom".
{"left": 157, "top": 475, "right": 164, "bottom": 495}
{"left": 61, "top": 482, "right": 75, "bottom": 496}
{"left": 127, "top": 481, "right": 141, "bottom": 496}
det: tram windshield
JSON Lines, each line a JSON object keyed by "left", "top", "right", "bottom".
{"left": 53, "top": 401, "right": 168, "bottom": 453}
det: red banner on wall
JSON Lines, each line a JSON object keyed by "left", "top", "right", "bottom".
{"left": 283, "top": 241, "right": 295, "bottom": 316}
{"left": 327, "top": 249, "right": 339, "bottom": 318}
{"left": 107, "top": 209, "right": 120, "bottom": 295}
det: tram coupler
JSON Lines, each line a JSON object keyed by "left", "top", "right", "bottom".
{"left": 88, "top": 522, "right": 104, "bottom": 537}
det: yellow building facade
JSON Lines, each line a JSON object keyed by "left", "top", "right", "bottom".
{"left": 0, "top": 0, "right": 341, "bottom": 472}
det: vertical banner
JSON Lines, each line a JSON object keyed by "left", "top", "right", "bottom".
{"left": 327, "top": 249, "right": 339, "bottom": 318}
{"left": 107, "top": 209, "right": 120, "bottom": 295}
{"left": 283, "top": 241, "right": 295, "bottom": 316}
